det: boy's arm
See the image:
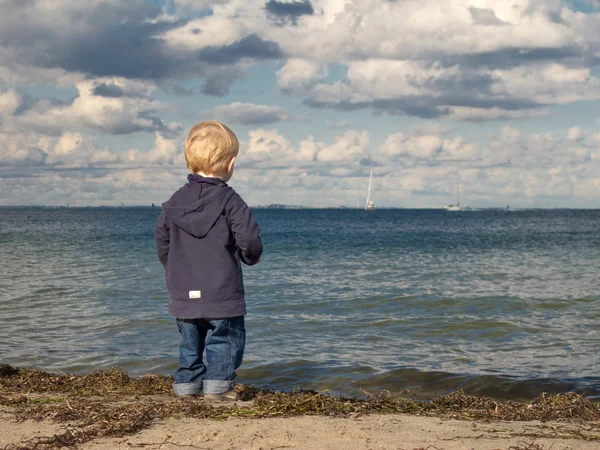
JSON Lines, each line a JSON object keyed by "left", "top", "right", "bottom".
{"left": 155, "top": 210, "right": 170, "bottom": 268}
{"left": 228, "top": 195, "right": 263, "bottom": 266}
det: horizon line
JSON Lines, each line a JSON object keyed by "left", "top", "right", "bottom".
{"left": 1, "top": 205, "right": 599, "bottom": 211}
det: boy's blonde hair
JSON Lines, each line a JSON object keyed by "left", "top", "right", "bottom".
{"left": 185, "top": 121, "right": 239, "bottom": 174}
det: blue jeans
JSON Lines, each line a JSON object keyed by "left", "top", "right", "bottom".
{"left": 172, "top": 316, "right": 245, "bottom": 396}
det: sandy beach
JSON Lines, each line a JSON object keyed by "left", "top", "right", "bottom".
{"left": 2, "top": 366, "right": 599, "bottom": 450}
{"left": 3, "top": 406, "right": 600, "bottom": 450}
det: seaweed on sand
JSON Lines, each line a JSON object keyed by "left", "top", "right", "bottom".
{"left": 0, "top": 364, "right": 173, "bottom": 397}
{"left": 1, "top": 364, "right": 599, "bottom": 449}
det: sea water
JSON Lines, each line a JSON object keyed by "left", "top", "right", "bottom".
{"left": 1, "top": 207, "right": 599, "bottom": 400}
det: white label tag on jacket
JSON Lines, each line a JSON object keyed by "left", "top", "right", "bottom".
{"left": 189, "top": 291, "right": 201, "bottom": 299}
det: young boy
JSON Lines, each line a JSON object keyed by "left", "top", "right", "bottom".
{"left": 155, "top": 120, "right": 262, "bottom": 402}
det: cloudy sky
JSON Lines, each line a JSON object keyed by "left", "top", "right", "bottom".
{"left": 1, "top": 0, "right": 599, "bottom": 208}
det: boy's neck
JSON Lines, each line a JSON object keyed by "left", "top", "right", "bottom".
{"left": 195, "top": 170, "right": 230, "bottom": 182}
{"left": 196, "top": 171, "right": 221, "bottom": 179}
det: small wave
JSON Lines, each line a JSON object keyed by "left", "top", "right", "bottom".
{"left": 238, "top": 361, "right": 600, "bottom": 402}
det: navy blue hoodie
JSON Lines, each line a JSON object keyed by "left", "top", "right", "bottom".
{"left": 155, "top": 174, "right": 262, "bottom": 319}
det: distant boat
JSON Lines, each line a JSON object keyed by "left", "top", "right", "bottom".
{"left": 152, "top": 203, "right": 156, "bottom": 208}
{"left": 444, "top": 178, "right": 461, "bottom": 212}
{"left": 365, "top": 169, "right": 377, "bottom": 211}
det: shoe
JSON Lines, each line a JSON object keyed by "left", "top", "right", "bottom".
{"left": 176, "top": 393, "right": 200, "bottom": 399}
{"left": 204, "top": 390, "right": 241, "bottom": 403}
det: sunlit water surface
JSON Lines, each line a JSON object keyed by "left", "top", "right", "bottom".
{"left": 1, "top": 207, "right": 599, "bottom": 400}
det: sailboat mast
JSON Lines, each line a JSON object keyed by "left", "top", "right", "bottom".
{"left": 456, "top": 179, "right": 460, "bottom": 207}
{"left": 366, "top": 169, "right": 373, "bottom": 208}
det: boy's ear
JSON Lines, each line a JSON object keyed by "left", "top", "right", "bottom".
{"left": 227, "top": 156, "right": 236, "bottom": 172}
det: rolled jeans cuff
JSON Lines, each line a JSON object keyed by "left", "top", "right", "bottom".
{"left": 172, "top": 381, "right": 202, "bottom": 396}
{"left": 203, "top": 379, "right": 235, "bottom": 394}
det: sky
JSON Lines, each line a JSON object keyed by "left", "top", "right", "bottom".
{"left": 0, "top": 0, "right": 599, "bottom": 208}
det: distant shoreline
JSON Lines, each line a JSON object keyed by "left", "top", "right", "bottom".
{"left": 2, "top": 205, "right": 599, "bottom": 211}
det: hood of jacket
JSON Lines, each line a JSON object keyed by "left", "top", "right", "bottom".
{"left": 161, "top": 174, "right": 235, "bottom": 238}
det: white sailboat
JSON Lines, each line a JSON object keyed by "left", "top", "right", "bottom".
{"left": 365, "top": 169, "right": 377, "bottom": 211}
{"left": 443, "top": 179, "right": 461, "bottom": 211}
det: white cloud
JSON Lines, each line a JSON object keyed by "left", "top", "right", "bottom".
{"left": 146, "top": 132, "right": 180, "bottom": 165}
{"left": 448, "top": 107, "right": 552, "bottom": 121}
{"left": 380, "top": 133, "right": 478, "bottom": 162}
{"left": 568, "top": 126, "right": 584, "bottom": 141}
{"left": 317, "top": 130, "right": 369, "bottom": 162}
{"left": 242, "top": 128, "right": 370, "bottom": 166}
{"left": 2, "top": 124, "right": 600, "bottom": 208}
{"left": 501, "top": 126, "right": 521, "bottom": 144}
{"left": 89, "top": 148, "right": 120, "bottom": 165}
{"left": 0, "top": 89, "right": 20, "bottom": 116}
{"left": 276, "top": 58, "right": 324, "bottom": 91}
{"left": 161, "top": 16, "right": 246, "bottom": 50}
{"left": 297, "top": 136, "right": 320, "bottom": 161}
{"left": 120, "top": 132, "right": 184, "bottom": 167}
{"left": 268, "top": 1, "right": 600, "bottom": 119}
{"left": 245, "top": 128, "right": 294, "bottom": 164}
{"left": 0, "top": 126, "right": 182, "bottom": 173}
{"left": 1, "top": 80, "right": 170, "bottom": 136}
{"left": 0, "top": 146, "right": 48, "bottom": 166}
{"left": 0, "top": 0, "right": 279, "bottom": 95}
{"left": 276, "top": 0, "right": 582, "bottom": 60}
{"left": 315, "top": 130, "right": 369, "bottom": 162}
{"left": 54, "top": 132, "right": 87, "bottom": 156}
{"left": 301, "top": 59, "right": 600, "bottom": 119}
{"left": 381, "top": 134, "right": 439, "bottom": 160}
{"left": 212, "top": 102, "right": 291, "bottom": 125}
{"left": 0, "top": 131, "right": 49, "bottom": 166}
{"left": 0, "top": 56, "right": 85, "bottom": 88}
